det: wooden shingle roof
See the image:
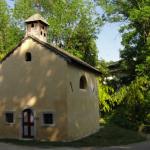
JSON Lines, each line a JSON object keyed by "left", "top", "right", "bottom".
{"left": 25, "top": 13, "right": 49, "bottom": 25}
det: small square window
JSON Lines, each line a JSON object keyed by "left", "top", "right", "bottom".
{"left": 25, "top": 52, "right": 32, "bottom": 61}
{"left": 43, "top": 113, "right": 54, "bottom": 125}
{"left": 5, "top": 112, "right": 14, "bottom": 123}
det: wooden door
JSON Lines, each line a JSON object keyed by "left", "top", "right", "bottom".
{"left": 22, "top": 109, "right": 34, "bottom": 138}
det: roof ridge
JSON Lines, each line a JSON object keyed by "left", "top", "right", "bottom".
{"left": 0, "top": 35, "right": 101, "bottom": 75}
{"left": 28, "top": 35, "right": 100, "bottom": 74}
{"left": 25, "top": 13, "right": 49, "bottom": 25}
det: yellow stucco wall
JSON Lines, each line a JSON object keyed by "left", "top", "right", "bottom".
{"left": 66, "top": 64, "right": 99, "bottom": 141}
{"left": 0, "top": 37, "right": 99, "bottom": 141}
{"left": 0, "top": 38, "right": 68, "bottom": 141}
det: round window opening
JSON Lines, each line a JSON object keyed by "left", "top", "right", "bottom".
{"left": 80, "top": 75, "right": 87, "bottom": 89}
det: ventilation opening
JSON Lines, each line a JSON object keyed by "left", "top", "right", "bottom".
{"left": 31, "top": 23, "right": 34, "bottom": 28}
{"left": 80, "top": 75, "right": 87, "bottom": 89}
{"left": 5, "top": 112, "right": 14, "bottom": 123}
{"left": 41, "top": 31, "right": 43, "bottom": 35}
{"left": 44, "top": 33, "right": 46, "bottom": 37}
{"left": 25, "top": 52, "right": 32, "bottom": 61}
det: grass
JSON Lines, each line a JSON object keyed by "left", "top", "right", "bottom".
{"left": 0, "top": 124, "right": 146, "bottom": 148}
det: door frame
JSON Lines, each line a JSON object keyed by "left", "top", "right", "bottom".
{"left": 21, "top": 108, "right": 36, "bottom": 139}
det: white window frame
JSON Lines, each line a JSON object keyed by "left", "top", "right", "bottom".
{"left": 5, "top": 111, "right": 15, "bottom": 124}
{"left": 41, "top": 111, "right": 55, "bottom": 127}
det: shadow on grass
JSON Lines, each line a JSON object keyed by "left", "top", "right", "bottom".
{"left": 0, "top": 124, "right": 146, "bottom": 148}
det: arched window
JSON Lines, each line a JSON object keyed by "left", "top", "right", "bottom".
{"left": 80, "top": 75, "right": 87, "bottom": 89}
{"left": 25, "top": 52, "right": 32, "bottom": 61}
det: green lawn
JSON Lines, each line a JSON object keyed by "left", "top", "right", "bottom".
{"left": 0, "top": 124, "right": 146, "bottom": 148}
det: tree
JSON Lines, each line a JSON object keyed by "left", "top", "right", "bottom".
{"left": 96, "top": 0, "right": 150, "bottom": 130}
{"left": 0, "top": 0, "right": 22, "bottom": 59}
{"left": 0, "top": 0, "right": 10, "bottom": 56}
{"left": 65, "top": 13, "right": 101, "bottom": 66}
{"left": 13, "top": 0, "right": 103, "bottom": 66}
{"left": 96, "top": 0, "right": 150, "bottom": 80}
{"left": 110, "top": 76, "right": 150, "bottom": 130}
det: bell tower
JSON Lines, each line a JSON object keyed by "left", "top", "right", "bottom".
{"left": 25, "top": 14, "right": 49, "bottom": 42}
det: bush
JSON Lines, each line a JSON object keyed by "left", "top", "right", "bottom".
{"left": 105, "top": 76, "right": 150, "bottom": 130}
{"left": 109, "top": 106, "right": 143, "bottom": 130}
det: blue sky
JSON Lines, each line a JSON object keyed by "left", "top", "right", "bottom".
{"left": 6, "top": 0, "right": 13, "bottom": 6}
{"left": 6, "top": 0, "right": 122, "bottom": 62}
{"left": 96, "top": 23, "right": 122, "bottom": 61}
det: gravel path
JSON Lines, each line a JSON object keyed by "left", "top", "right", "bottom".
{"left": 0, "top": 141, "right": 150, "bottom": 150}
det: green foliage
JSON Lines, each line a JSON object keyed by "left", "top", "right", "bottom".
{"left": 96, "top": 0, "right": 150, "bottom": 130}
{"left": 110, "top": 76, "right": 150, "bottom": 130}
{"left": 136, "top": 56, "right": 150, "bottom": 76}
{"left": 0, "top": 0, "right": 23, "bottom": 59}
{"left": 0, "top": 0, "right": 103, "bottom": 65}
{"left": 0, "top": 0, "right": 10, "bottom": 53}
{"left": 144, "top": 91, "right": 150, "bottom": 124}
{"left": 46, "top": 0, "right": 102, "bottom": 66}
{"left": 98, "top": 74, "right": 150, "bottom": 130}
{"left": 98, "top": 78, "right": 115, "bottom": 112}
{"left": 97, "top": 0, "right": 150, "bottom": 80}
{"left": 97, "top": 60, "right": 109, "bottom": 78}
{"left": 12, "top": 0, "right": 103, "bottom": 66}
{"left": 13, "top": 0, "right": 36, "bottom": 21}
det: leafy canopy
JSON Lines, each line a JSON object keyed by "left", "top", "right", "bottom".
{"left": 97, "top": 0, "right": 150, "bottom": 78}
{"left": 12, "top": 0, "right": 103, "bottom": 66}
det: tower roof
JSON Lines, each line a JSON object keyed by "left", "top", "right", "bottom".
{"left": 25, "top": 13, "right": 49, "bottom": 25}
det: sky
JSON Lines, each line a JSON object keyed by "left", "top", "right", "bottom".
{"left": 96, "top": 23, "right": 122, "bottom": 61}
{"left": 6, "top": 0, "right": 122, "bottom": 62}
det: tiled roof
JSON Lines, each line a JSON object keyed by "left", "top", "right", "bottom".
{"left": 25, "top": 13, "right": 49, "bottom": 25}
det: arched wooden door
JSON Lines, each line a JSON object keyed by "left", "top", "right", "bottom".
{"left": 22, "top": 109, "right": 34, "bottom": 138}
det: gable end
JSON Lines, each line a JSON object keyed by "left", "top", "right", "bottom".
{"left": 0, "top": 36, "right": 101, "bottom": 75}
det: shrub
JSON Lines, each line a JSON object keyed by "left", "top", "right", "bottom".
{"left": 99, "top": 77, "right": 150, "bottom": 130}
{"left": 103, "top": 76, "right": 150, "bottom": 130}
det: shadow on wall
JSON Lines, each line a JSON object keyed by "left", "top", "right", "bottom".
{"left": 0, "top": 40, "right": 68, "bottom": 141}
{"left": 0, "top": 39, "right": 99, "bottom": 141}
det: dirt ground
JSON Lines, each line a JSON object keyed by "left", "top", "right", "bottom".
{"left": 0, "top": 141, "right": 150, "bottom": 150}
